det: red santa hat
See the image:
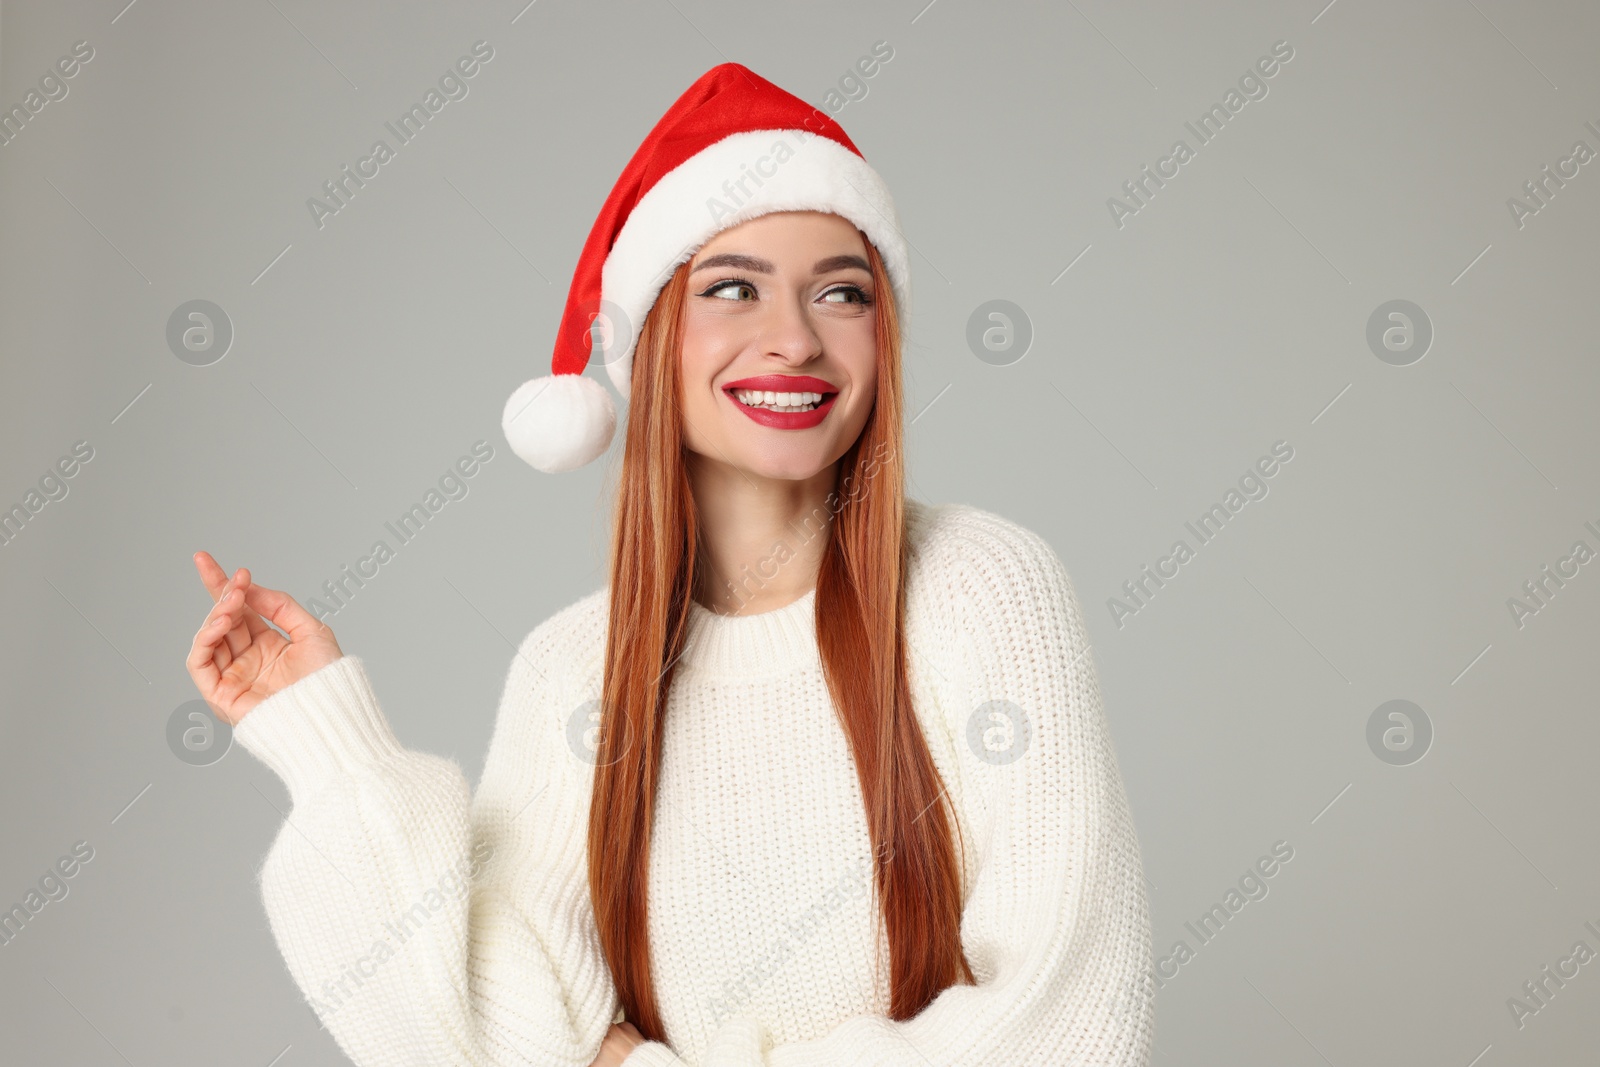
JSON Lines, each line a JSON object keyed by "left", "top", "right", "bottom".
{"left": 501, "top": 62, "right": 911, "bottom": 473}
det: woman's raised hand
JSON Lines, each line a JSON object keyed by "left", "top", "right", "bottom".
{"left": 186, "top": 550, "right": 344, "bottom": 726}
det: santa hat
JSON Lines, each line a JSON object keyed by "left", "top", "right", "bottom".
{"left": 501, "top": 62, "right": 911, "bottom": 473}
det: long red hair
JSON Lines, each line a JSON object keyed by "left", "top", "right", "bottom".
{"left": 586, "top": 231, "right": 974, "bottom": 1041}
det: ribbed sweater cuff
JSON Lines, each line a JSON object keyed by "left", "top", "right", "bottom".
{"left": 621, "top": 1041, "right": 684, "bottom": 1067}
{"left": 232, "top": 655, "right": 406, "bottom": 796}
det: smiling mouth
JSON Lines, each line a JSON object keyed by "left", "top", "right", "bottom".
{"left": 723, "top": 387, "right": 837, "bottom": 412}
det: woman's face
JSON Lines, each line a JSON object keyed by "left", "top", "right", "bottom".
{"left": 677, "top": 210, "right": 878, "bottom": 483}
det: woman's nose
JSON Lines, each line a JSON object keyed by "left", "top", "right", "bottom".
{"left": 753, "top": 295, "right": 824, "bottom": 363}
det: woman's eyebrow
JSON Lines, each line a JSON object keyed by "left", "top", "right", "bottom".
{"left": 689, "top": 252, "right": 871, "bottom": 275}
{"left": 692, "top": 252, "right": 772, "bottom": 274}
{"left": 811, "top": 254, "right": 870, "bottom": 274}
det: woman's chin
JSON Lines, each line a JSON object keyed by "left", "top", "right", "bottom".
{"left": 739, "top": 455, "right": 833, "bottom": 483}
{"left": 685, "top": 434, "right": 850, "bottom": 484}
{"left": 722, "top": 445, "right": 836, "bottom": 484}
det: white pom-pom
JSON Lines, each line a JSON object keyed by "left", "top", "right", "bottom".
{"left": 501, "top": 373, "right": 616, "bottom": 473}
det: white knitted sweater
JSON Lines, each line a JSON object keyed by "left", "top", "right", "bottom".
{"left": 235, "top": 498, "right": 1155, "bottom": 1066}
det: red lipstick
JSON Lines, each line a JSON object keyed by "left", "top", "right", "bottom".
{"left": 722, "top": 374, "right": 839, "bottom": 430}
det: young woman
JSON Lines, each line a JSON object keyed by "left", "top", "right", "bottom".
{"left": 186, "top": 64, "right": 1154, "bottom": 1066}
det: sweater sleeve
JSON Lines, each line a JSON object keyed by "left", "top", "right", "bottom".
{"left": 622, "top": 508, "right": 1155, "bottom": 1067}
{"left": 234, "top": 620, "right": 618, "bottom": 1067}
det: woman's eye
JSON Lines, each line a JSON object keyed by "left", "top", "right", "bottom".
{"left": 821, "top": 285, "right": 871, "bottom": 305}
{"left": 704, "top": 280, "right": 757, "bottom": 301}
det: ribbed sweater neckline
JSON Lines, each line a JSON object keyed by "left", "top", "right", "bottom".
{"left": 680, "top": 586, "right": 820, "bottom": 677}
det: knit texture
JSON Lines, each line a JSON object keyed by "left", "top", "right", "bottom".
{"left": 234, "top": 498, "right": 1155, "bottom": 1066}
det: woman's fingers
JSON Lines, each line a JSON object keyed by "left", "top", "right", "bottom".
{"left": 198, "top": 566, "right": 241, "bottom": 668}
{"left": 186, "top": 582, "right": 241, "bottom": 697}
{"left": 195, "top": 551, "right": 229, "bottom": 597}
{"left": 242, "top": 582, "right": 328, "bottom": 645}
{"left": 215, "top": 583, "right": 253, "bottom": 660}
{"left": 214, "top": 571, "right": 256, "bottom": 659}
{"left": 206, "top": 582, "right": 247, "bottom": 671}
{"left": 195, "top": 553, "right": 270, "bottom": 642}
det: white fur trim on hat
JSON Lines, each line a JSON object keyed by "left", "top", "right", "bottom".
{"left": 598, "top": 129, "right": 910, "bottom": 401}
{"left": 501, "top": 373, "right": 616, "bottom": 473}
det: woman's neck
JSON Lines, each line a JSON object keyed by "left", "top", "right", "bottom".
{"left": 687, "top": 453, "right": 838, "bottom": 616}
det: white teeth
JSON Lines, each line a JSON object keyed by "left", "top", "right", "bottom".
{"left": 732, "top": 388, "right": 827, "bottom": 412}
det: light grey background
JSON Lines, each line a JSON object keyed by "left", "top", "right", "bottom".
{"left": 2, "top": 0, "right": 1597, "bottom": 1063}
